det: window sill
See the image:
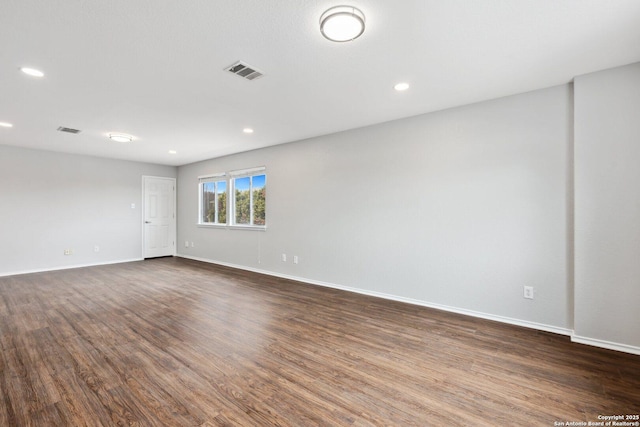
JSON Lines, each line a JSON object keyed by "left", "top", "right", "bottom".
{"left": 197, "top": 223, "right": 266, "bottom": 231}
{"left": 197, "top": 223, "right": 227, "bottom": 229}
{"left": 229, "top": 225, "right": 267, "bottom": 231}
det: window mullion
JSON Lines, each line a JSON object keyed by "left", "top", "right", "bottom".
{"left": 230, "top": 178, "right": 235, "bottom": 225}
{"left": 249, "top": 176, "right": 254, "bottom": 226}
{"left": 214, "top": 183, "right": 219, "bottom": 224}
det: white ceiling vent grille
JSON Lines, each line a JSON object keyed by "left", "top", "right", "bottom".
{"left": 57, "top": 126, "right": 81, "bottom": 134}
{"left": 225, "top": 61, "right": 264, "bottom": 81}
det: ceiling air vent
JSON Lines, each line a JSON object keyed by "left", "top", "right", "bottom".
{"left": 225, "top": 61, "right": 264, "bottom": 81}
{"left": 57, "top": 126, "right": 81, "bottom": 134}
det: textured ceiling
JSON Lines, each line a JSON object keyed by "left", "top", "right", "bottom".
{"left": 1, "top": 0, "right": 640, "bottom": 166}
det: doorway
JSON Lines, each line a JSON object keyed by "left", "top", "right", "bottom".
{"left": 143, "top": 176, "right": 176, "bottom": 258}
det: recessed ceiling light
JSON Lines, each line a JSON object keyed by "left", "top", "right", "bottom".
{"left": 168, "top": 150, "right": 177, "bottom": 154}
{"left": 394, "top": 82, "right": 410, "bottom": 91}
{"left": 0, "top": 122, "right": 13, "bottom": 128}
{"left": 320, "top": 6, "right": 365, "bottom": 42}
{"left": 20, "top": 67, "right": 44, "bottom": 77}
{"left": 108, "top": 133, "right": 134, "bottom": 143}
{"left": 243, "top": 128, "right": 254, "bottom": 134}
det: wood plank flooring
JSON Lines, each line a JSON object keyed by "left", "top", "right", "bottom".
{"left": 1, "top": 257, "right": 639, "bottom": 426}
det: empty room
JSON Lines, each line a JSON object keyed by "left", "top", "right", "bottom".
{"left": 1, "top": 0, "right": 640, "bottom": 425}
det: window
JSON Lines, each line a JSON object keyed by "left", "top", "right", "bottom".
{"left": 231, "top": 171, "right": 266, "bottom": 227}
{"left": 198, "top": 167, "right": 266, "bottom": 229}
{"left": 199, "top": 175, "right": 227, "bottom": 225}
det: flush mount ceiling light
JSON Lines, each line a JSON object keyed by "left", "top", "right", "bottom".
{"left": 108, "top": 133, "right": 133, "bottom": 143}
{"left": 320, "top": 6, "right": 365, "bottom": 42}
{"left": 243, "top": 128, "right": 254, "bottom": 134}
{"left": 168, "top": 150, "right": 177, "bottom": 154}
{"left": 0, "top": 122, "right": 13, "bottom": 128}
{"left": 394, "top": 82, "right": 410, "bottom": 91}
{"left": 20, "top": 67, "right": 44, "bottom": 77}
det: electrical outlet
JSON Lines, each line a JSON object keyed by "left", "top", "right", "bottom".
{"left": 524, "top": 286, "right": 534, "bottom": 299}
{"left": 64, "top": 249, "right": 73, "bottom": 255}
{"left": 185, "top": 241, "right": 189, "bottom": 248}
{"left": 190, "top": 242, "right": 194, "bottom": 248}
{"left": 281, "top": 253, "right": 287, "bottom": 262}
{"left": 293, "top": 255, "right": 299, "bottom": 264}
{"left": 94, "top": 245, "right": 100, "bottom": 253}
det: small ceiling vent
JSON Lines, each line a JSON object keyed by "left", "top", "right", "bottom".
{"left": 57, "top": 126, "right": 81, "bottom": 134}
{"left": 225, "top": 61, "right": 264, "bottom": 81}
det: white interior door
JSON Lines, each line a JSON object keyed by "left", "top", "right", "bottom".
{"left": 143, "top": 176, "right": 176, "bottom": 258}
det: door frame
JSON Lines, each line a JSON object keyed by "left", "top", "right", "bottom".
{"left": 142, "top": 175, "right": 177, "bottom": 258}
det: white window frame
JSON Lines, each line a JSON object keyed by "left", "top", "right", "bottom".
{"left": 197, "top": 167, "right": 267, "bottom": 231}
{"left": 198, "top": 173, "right": 227, "bottom": 227}
{"left": 229, "top": 167, "right": 267, "bottom": 230}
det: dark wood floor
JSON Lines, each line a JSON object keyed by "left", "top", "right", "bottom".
{"left": 0, "top": 258, "right": 638, "bottom": 426}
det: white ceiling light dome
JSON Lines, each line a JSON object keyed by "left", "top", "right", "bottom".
{"left": 20, "top": 67, "right": 44, "bottom": 77}
{"left": 108, "top": 133, "right": 134, "bottom": 143}
{"left": 320, "top": 6, "right": 365, "bottom": 42}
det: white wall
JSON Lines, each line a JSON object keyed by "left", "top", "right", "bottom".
{"left": 0, "top": 145, "right": 176, "bottom": 276}
{"left": 574, "top": 62, "right": 640, "bottom": 352}
{"left": 178, "top": 84, "right": 573, "bottom": 333}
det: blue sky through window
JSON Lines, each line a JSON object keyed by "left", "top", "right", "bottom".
{"left": 235, "top": 176, "right": 250, "bottom": 191}
{"left": 253, "top": 174, "right": 265, "bottom": 189}
{"left": 234, "top": 175, "right": 265, "bottom": 191}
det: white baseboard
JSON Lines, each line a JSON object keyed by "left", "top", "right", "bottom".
{"left": 571, "top": 335, "right": 640, "bottom": 356}
{"left": 177, "top": 254, "right": 573, "bottom": 337}
{"left": 0, "top": 258, "right": 144, "bottom": 277}
{"left": 180, "top": 254, "right": 640, "bottom": 355}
